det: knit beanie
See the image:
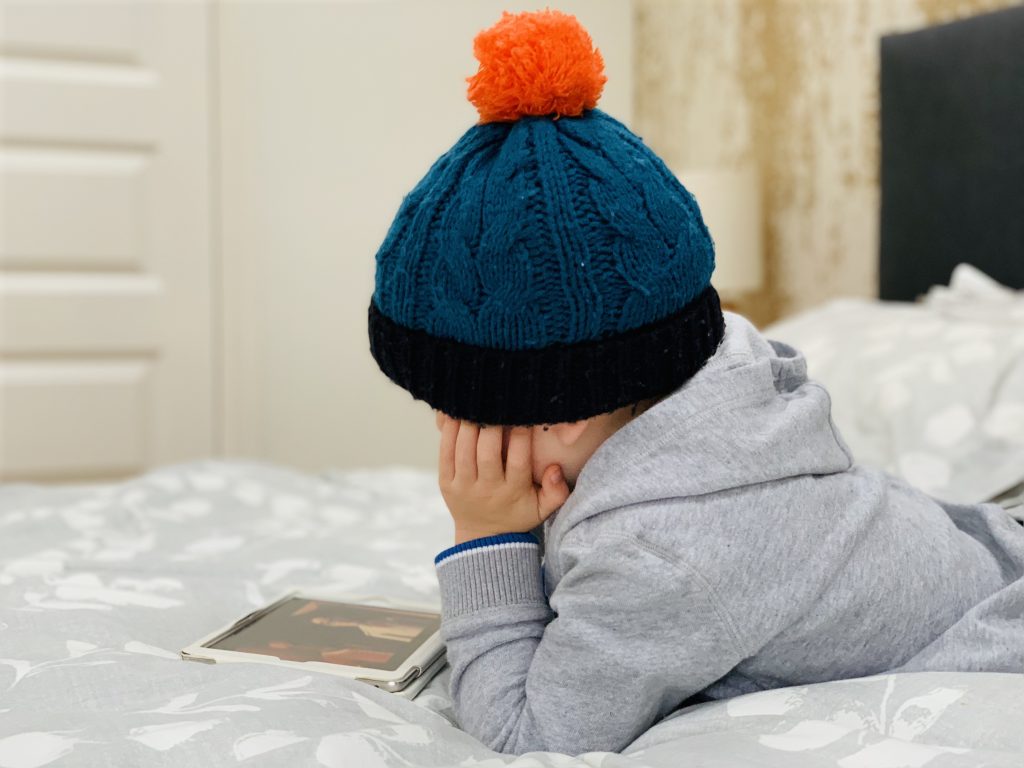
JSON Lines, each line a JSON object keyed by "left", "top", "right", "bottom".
{"left": 368, "top": 9, "right": 724, "bottom": 427}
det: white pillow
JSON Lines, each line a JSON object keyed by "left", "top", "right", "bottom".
{"left": 763, "top": 265, "right": 1024, "bottom": 504}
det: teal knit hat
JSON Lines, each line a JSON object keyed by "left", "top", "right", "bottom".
{"left": 368, "top": 9, "right": 723, "bottom": 426}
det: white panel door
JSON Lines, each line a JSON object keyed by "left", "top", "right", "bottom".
{"left": 0, "top": 1, "right": 214, "bottom": 481}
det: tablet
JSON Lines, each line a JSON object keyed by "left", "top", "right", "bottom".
{"left": 180, "top": 590, "right": 447, "bottom": 699}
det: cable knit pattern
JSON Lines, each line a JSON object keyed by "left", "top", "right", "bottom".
{"left": 367, "top": 11, "right": 724, "bottom": 425}
{"left": 371, "top": 109, "right": 716, "bottom": 350}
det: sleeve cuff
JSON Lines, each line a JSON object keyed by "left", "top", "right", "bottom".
{"left": 434, "top": 532, "right": 538, "bottom": 565}
{"left": 435, "top": 533, "right": 545, "bottom": 618}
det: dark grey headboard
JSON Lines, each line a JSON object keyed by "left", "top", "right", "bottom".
{"left": 879, "top": 5, "right": 1024, "bottom": 301}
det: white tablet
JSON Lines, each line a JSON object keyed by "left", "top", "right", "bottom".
{"left": 180, "top": 590, "right": 447, "bottom": 699}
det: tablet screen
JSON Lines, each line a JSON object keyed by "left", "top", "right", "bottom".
{"left": 205, "top": 597, "right": 441, "bottom": 671}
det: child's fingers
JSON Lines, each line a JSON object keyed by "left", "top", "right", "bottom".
{"left": 477, "top": 425, "right": 503, "bottom": 483}
{"left": 454, "top": 420, "right": 479, "bottom": 481}
{"left": 537, "top": 464, "right": 569, "bottom": 521}
{"left": 438, "top": 414, "right": 458, "bottom": 486}
{"left": 505, "top": 427, "right": 532, "bottom": 486}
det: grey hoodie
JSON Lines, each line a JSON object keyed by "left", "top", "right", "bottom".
{"left": 433, "top": 311, "right": 1024, "bottom": 756}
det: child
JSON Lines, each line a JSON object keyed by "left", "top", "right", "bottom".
{"left": 366, "top": 9, "right": 1024, "bottom": 756}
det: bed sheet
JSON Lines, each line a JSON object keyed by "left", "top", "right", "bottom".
{"left": 1, "top": 460, "right": 1022, "bottom": 766}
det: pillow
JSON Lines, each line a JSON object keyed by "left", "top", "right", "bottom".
{"left": 763, "top": 265, "right": 1024, "bottom": 504}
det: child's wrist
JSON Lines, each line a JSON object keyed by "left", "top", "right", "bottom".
{"left": 454, "top": 529, "right": 489, "bottom": 545}
{"left": 454, "top": 527, "right": 511, "bottom": 545}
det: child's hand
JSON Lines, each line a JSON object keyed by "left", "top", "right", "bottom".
{"left": 438, "top": 414, "right": 570, "bottom": 544}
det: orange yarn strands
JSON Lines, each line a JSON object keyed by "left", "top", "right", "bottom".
{"left": 467, "top": 9, "right": 607, "bottom": 124}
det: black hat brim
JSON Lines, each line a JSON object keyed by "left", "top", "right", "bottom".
{"left": 367, "top": 285, "right": 725, "bottom": 426}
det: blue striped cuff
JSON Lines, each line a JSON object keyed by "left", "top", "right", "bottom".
{"left": 434, "top": 532, "right": 539, "bottom": 566}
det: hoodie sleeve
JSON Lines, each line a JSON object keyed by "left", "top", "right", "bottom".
{"left": 433, "top": 529, "right": 747, "bottom": 756}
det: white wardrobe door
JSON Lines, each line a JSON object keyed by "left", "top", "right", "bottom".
{"left": 0, "top": 1, "right": 215, "bottom": 481}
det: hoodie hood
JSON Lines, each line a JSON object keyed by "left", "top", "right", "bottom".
{"left": 544, "top": 312, "right": 854, "bottom": 549}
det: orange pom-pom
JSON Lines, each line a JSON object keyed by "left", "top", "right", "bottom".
{"left": 467, "top": 9, "right": 607, "bottom": 124}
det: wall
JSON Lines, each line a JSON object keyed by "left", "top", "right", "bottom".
{"left": 634, "top": 0, "right": 1020, "bottom": 325}
{"left": 218, "top": 0, "right": 633, "bottom": 473}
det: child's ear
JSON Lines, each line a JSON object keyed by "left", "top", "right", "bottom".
{"left": 549, "top": 420, "right": 589, "bottom": 446}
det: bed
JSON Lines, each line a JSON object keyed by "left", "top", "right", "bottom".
{"left": 764, "top": 1, "right": 1024, "bottom": 512}
{"left": 763, "top": 263, "right": 1024, "bottom": 512}
{"left": 2, "top": 459, "right": 1023, "bottom": 767}
{"left": 4, "top": 6, "right": 1024, "bottom": 767}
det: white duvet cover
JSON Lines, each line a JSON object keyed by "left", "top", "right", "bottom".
{"left": 1, "top": 460, "right": 1021, "bottom": 766}
{"left": 764, "top": 265, "right": 1024, "bottom": 504}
